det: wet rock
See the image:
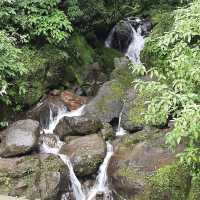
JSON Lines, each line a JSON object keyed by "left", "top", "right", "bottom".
{"left": 26, "top": 90, "right": 88, "bottom": 129}
{"left": 0, "top": 119, "right": 39, "bottom": 157}
{"left": 85, "top": 80, "right": 124, "bottom": 123}
{"left": 54, "top": 115, "right": 102, "bottom": 139}
{"left": 101, "top": 123, "right": 115, "bottom": 141}
{"left": 109, "top": 21, "right": 133, "bottom": 53}
{"left": 60, "top": 91, "right": 88, "bottom": 111}
{"left": 108, "top": 128, "right": 187, "bottom": 199}
{"left": 60, "top": 134, "right": 106, "bottom": 177}
{"left": 0, "top": 154, "right": 69, "bottom": 200}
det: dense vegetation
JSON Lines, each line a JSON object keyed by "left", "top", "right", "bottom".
{"left": 133, "top": 0, "right": 200, "bottom": 176}
{"left": 0, "top": 0, "right": 200, "bottom": 190}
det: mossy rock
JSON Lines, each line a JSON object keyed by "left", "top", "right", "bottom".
{"left": 95, "top": 47, "right": 122, "bottom": 74}
{"left": 108, "top": 128, "right": 187, "bottom": 199}
{"left": 188, "top": 175, "right": 200, "bottom": 200}
{"left": 0, "top": 154, "right": 69, "bottom": 200}
{"left": 85, "top": 80, "right": 125, "bottom": 123}
{"left": 121, "top": 83, "right": 168, "bottom": 132}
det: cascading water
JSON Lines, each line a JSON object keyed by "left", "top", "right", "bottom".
{"left": 125, "top": 25, "right": 144, "bottom": 64}
{"left": 40, "top": 103, "right": 114, "bottom": 200}
{"left": 40, "top": 104, "right": 87, "bottom": 200}
{"left": 87, "top": 142, "right": 114, "bottom": 200}
{"left": 116, "top": 103, "right": 127, "bottom": 136}
{"left": 105, "top": 18, "right": 145, "bottom": 64}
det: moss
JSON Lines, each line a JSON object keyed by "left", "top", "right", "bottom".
{"left": 128, "top": 90, "right": 148, "bottom": 127}
{"left": 117, "top": 166, "right": 145, "bottom": 182}
{"left": 69, "top": 33, "right": 94, "bottom": 66}
{"left": 95, "top": 47, "right": 122, "bottom": 74}
{"left": 147, "top": 164, "right": 191, "bottom": 200}
{"left": 188, "top": 175, "right": 200, "bottom": 200}
{"left": 15, "top": 45, "right": 68, "bottom": 107}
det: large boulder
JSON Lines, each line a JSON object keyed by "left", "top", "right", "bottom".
{"left": 0, "top": 119, "right": 39, "bottom": 157}
{"left": 108, "top": 128, "right": 189, "bottom": 199}
{"left": 0, "top": 154, "right": 69, "bottom": 200}
{"left": 54, "top": 115, "right": 102, "bottom": 139}
{"left": 85, "top": 80, "right": 124, "bottom": 123}
{"left": 60, "top": 134, "right": 106, "bottom": 177}
{"left": 108, "top": 21, "right": 133, "bottom": 53}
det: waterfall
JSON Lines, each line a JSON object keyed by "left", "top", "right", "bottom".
{"left": 43, "top": 105, "right": 85, "bottom": 134}
{"left": 116, "top": 104, "right": 127, "bottom": 136}
{"left": 59, "top": 154, "right": 86, "bottom": 200}
{"left": 87, "top": 142, "right": 114, "bottom": 200}
{"left": 125, "top": 25, "right": 144, "bottom": 64}
{"left": 40, "top": 103, "right": 114, "bottom": 200}
{"left": 105, "top": 19, "right": 145, "bottom": 64}
{"left": 41, "top": 104, "right": 86, "bottom": 200}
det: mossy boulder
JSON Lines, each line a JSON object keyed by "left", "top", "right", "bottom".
{"left": 0, "top": 120, "right": 39, "bottom": 157}
{"left": 59, "top": 134, "right": 106, "bottom": 177}
{"left": 108, "top": 128, "right": 187, "bottom": 199}
{"left": 95, "top": 47, "right": 122, "bottom": 75}
{"left": 85, "top": 80, "right": 125, "bottom": 123}
{"left": 0, "top": 154, "right": 69, "bottom": 200}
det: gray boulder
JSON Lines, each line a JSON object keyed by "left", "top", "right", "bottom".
{"left": 60, "top": 134, "right": 106, "bottom": 177}
{"left": 0, "top": 154, "right": 69, "bottom": 200}
{"left": 0, "top": 119, "right": 39, "bottom": 157}
{"left": 54, "top": 115, "right": 102, "bottom": 139}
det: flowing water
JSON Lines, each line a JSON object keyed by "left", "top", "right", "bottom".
{"left": 87, "top": 142, "right": 114, "bottom": 200}
{"left": 39, "top": 18, "right": 145, "bottom": 199}
{"left": 40, "top": 104, "right": 114, "bottom": 200}
{"left": 116, "top": 104, "right": 127, "bottom": 136}
{"left": 125, "top": 25, "right": 144, "bottom": 64}
{"left": 41, "top": 105, "right": 86, "bottom": 200}
{"left": 105, "top": 20, "right": 145, "bottom": 64}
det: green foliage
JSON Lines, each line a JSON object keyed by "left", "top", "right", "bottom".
{"left": 148, "top": 164, "right": 190, "bottom": 200}
{"left": 0, "top": 31, "right": 27, "bottom": 107}
{"left": 0, "top": 0, "right": 73, "bottom": 44}
{"left": 133, "top": 0, "right": 200, "bottom": 174}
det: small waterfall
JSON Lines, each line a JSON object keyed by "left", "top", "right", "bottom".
{"left": 87, "top": 142, "right": 114, "bottom": 200}
{"left": 43, "top": 105, "right": 85, "bottom": 134}
{"left": 59, "top": 154, "right": 86, "bottom": 200}
{"left": 40, "top": 103, "right": 115, "bottom": 200}
{"left": 105, "top": 18, "right": 145, "bottom": 64}
{"left": 125, "top": 25, "right": 144, "bottom": 64}
{"left": 41, "top": 104, "right": 86, "bottom": 200}
{"left": 116, "top": 104, "right": 127, "bottom": 136}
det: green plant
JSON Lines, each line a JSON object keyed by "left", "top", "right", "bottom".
{"left": 131, "top": 0, "right": 200, "bottom": 174}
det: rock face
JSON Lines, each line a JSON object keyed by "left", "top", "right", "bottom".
{"left": 54, "top": 115, "right": 102, "bottom": 139}
{"left": 108, "top": 128, "right": 188, "bottom": 199}
{"left": 85, "top": 80, "right": 124, "bottom": 123}
{"left": 60, "top": 91, "right": 88, "bottom": 111}
{"left": 60, "top": 134, "right": 106, "bottom": 177}
{"left": 110, "top": 21, "right": 133, "bottom": 53}
{"left": 0, "top": 154, "right": 69, "bottom": 200}
{"left": 0, "top": 119, "right": 39, "bottom": 157}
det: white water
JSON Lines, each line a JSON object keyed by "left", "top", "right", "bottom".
{"left": 105, "top": 20, "right": 145, "bottom": 64}
{"left": 41, "top": 103, "right": 114, "bottom": 200}
{"left": 87, "top": 142, "right": 114, "bottom": 200}
{"left": 116, "top": 104, "right": 127, "bottom": 137}
{"left": 43, "top": 105, "right": 85, "bottom": 134}
{"left": 125, "top": 25, "right": 145, "bottom": 64}
{"left": 41, "top": 104, "right": 86, "bottom": 200}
